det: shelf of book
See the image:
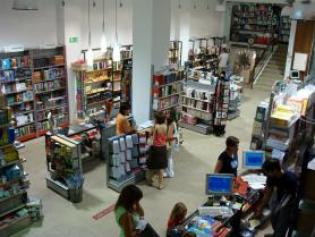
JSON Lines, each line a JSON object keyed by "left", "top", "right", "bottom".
{"left": 169, "top": 41, "right": 182, "bottom": 68}
{"left": 152, "top": 69, "right": 184, "bottom": 113}
{"left": 0, "top": 108, "right": 42, "bottom": 236}
{"left": 0, "top": 46, "right": 69, "bottom": 141}
{"left": 72, "top": 57, "right": 113, "bottom": 119}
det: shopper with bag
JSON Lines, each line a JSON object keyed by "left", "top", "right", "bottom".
{"left": 146, "top": 112, "right": 168, "bottom": 190}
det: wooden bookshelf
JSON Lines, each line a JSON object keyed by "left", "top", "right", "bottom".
{"left": 230, "top": 3, "right": 282, "bottom": 47}
{"left": 152, "top": 69, "right": 184, "bottom": 112}
{"left": 72, "top": 57, "right": 113, "bottom": 119}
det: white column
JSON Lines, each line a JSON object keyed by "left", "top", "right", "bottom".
{"left": 178, "top": 0, "right": 191, "bottom": 65}
{"left": 132, "top": 0, "right": 171, "bottom": 124}
{"left": 56, "top": 0, "right": 83, "bottom": 123}
{"left": 284, "top": 20, "right": 297, "bottom": 80}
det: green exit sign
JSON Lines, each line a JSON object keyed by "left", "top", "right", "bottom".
{"left": 69, "top": 37, "right": 79, "bottom": 44}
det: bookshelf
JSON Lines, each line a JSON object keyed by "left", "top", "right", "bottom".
{"left": 169, "top": 41, "right": 182, "bottom": 68}
{"left": 72, "top": 57, "right": 113, "bottom": 119}
{"left": 120, "top": 46, "right": 133, "bottom": 105}
{"left": 179, "top": 78, "right": 216, "bottom": 135}
{"left": 152, "top": 69, "right": 184, "bottom": 112}
{"left": 230, "top": 3, "right": 281, "bottom": 47}
{"left": 279, "top": 16, "right": 291, "bottom": 43}
{"left": 32, "top": 47, "right": 69, "bottom": 137}
{"left": 0, "top": 46, "right": 69, "bottom": 142}
{"left": 0, "top": 108, "right": 42, "bottom": 236}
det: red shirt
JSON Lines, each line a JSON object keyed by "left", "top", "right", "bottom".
{"left": 167, "top": 217, "right": 183, "bottom": 231}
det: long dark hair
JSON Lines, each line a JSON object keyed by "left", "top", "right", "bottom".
{"left": 115, "top": 185, "right": 143, "bottom": 212}
{"left": 167, "top": 108, "right": 177, "bottom": 126}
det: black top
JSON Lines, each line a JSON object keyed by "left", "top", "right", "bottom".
{"left": 218, "top": 151, "right": 238, "bottom": 176}
{"left": 266, "top": 171, "right": 298, "bottom": 201}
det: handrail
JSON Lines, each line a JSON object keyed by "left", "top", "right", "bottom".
{"left": 253, "top": 45, "right": 278, "bottom": 85}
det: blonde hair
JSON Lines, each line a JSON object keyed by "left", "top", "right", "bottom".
{"left": 169, "top": 202, "right": 187, "bottom": 222}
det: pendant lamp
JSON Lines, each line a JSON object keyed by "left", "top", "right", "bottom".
{"left": 87, "top": 0, "right": 94, "bottom": 67}
{"left": 101, "top": 0, "right": 108, "bottom": 52}
{"left": 112, "top": 0, "right": 121, "bottom": 61}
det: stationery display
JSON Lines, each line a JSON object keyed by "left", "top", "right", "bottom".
{"left": 45, "top": 134, "right": 84, "bottom": 203}
{"left": 107, "top": 133, "right": 149, "bottom": 192}
{"left": 0, "top": 46, "right": 69, "bottom": 142}
{"left": 250, "top": 81, "right": 315, "bottom": 173}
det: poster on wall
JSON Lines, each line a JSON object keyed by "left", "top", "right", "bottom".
{"left": 293, "top": 52, "right": 308, "bottom": 72}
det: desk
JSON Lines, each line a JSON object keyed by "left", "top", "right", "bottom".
{"left": 169, "top": 175, "right": 270, "bottom": 237}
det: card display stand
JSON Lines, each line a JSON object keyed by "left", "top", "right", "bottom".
{"left": 106, "top": 133, "right": 149, "bottom": 192}
{"left": 0, "top": 46, "right": 69, "bottom": 142}
{"left": 152, "top": 69, "right": 184, "bottom": 112}
{"left": 0, "top": 108, "right": 42, "bottom": 237}
{"left": 45, "top": 134, "right": 83, "bottom": 203}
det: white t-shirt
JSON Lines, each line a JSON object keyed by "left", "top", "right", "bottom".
{"left": 219, "top": 52, "right": 229, "bottom": 68}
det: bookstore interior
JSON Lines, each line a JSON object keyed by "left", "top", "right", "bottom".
{"left": 0, "top": 0, "right": 315, "bottom": 237}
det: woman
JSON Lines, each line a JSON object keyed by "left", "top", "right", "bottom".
{"left": 165, "top": 108, "right": 178, "bottom": 178}
{"left": 147, "top": 112, "right": 168, "bottom": 189}
{"left": 116, "top": 103, "right": 135, "bottom": 135}
{"left": 115, "top": 185, "right": 144, "bottom": 237}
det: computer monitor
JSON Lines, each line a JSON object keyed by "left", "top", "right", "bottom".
{"left": 290, "top": 70, "right": 300, "bottom": 80}
{"left": 242, "top": 150, "right": 265, "bottom": 169}
{"left": 206, "top": 174, "right": 234, "bottom": 195}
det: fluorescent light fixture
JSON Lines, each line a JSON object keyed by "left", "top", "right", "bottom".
{"left": 12, "top": 0, "right": 38, "bottom": 10}
{"left": 86, "top": 48, "right": 94, "bottom": 67}
{"left": 112, "top": 43, "right": 121, "bottom": 62}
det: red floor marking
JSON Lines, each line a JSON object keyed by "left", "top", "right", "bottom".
{"left": 93, "top": 203, "right": 115, "bottom": 221}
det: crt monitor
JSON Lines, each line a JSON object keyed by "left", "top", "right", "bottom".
{"left": 242, "top": 150, "right": 265, "bottom": 169}
{"left": 290, "top": 70, "right": 300, "bottom": 80}
{"left": 206, "top": 174, "right": 234, "bottom": 195}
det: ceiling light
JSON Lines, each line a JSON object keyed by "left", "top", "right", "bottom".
{"left": 12, "top": 0, "right": 38, "bottom": 10}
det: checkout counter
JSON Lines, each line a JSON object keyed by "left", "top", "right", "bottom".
{"left": 169, "top": 151, "right": 270, "bottom": 237}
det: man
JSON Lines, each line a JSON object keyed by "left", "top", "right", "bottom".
{"left": 219, "top": 48, "right": 230, "bottom": 72}
{"left": 116, "top": 103, "right": 135, "bottom": 135}
{"left": 256, "top": 159, "right": 298, "bottom": 237}
{"left": 214, "top": 136, "right": 239, "bottom": 177}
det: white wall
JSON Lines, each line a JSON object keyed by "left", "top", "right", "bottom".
{"left": 170, "top": 0, "right": 225, "bottom": 41}
{"left": 0, "top": 0, "right": 58, "bottom": 49}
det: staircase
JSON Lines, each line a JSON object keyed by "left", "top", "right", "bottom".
{"left": 254, "top": 45, "right": 287, "bottom": 91}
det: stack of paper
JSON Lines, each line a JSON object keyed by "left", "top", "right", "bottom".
{"left": 242, "top": 174, "right": 267, "bottom": 190}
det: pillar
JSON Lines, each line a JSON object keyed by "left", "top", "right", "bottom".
{"left": 56, "top": 0, "right": 83, "bottom": 123}
{"left": 132, "top": 0, "right": 171, "bottom": 124}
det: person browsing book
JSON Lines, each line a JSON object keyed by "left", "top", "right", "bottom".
{"left": 214, "top": 136, "right": 239, "bottom": 176}
{"left": 116, "top": 103, "right": 136, "bottom": 135}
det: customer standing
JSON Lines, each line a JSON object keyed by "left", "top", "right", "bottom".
{"left": 255, "top": 159, "right": 298, "bottom": 237}
{"left": 115, "top": 185, "right": 144, "bottom": 237}
{"left": 165, "top": 108, "right": 178, "bottom": 178}
{"left": 219, "top": 48, "right": 230, "bottom": 72}
{"left": 116, "top": 103, "right": 135, "bottom": 135}
{"left": 147, "top": 112, "right": 168, "bottom": 189}
{"left": 214, "top": 136, "right": 239, "bottom": 176}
